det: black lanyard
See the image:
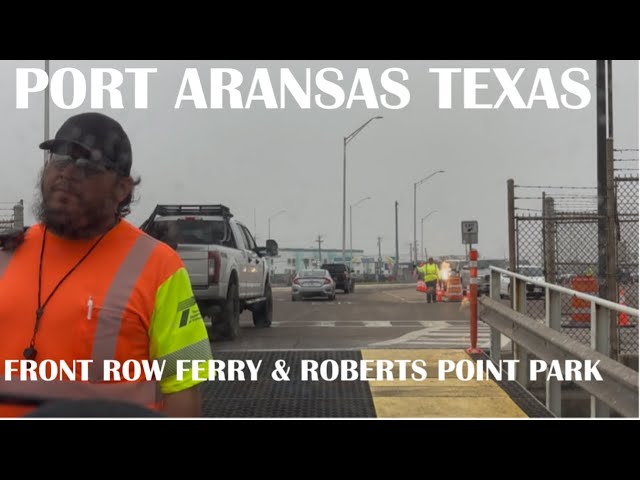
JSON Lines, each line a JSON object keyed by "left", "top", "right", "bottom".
{"left": 23, "top": 227, "right": 110, "bottom": 361}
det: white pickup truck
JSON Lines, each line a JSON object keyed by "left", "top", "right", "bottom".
{"left": 140, "top": 205, "right": 278, "bottom": 340}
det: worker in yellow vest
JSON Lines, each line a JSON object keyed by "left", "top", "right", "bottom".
{"left": 416, "top": 257, "right": 441, "bottom": 303}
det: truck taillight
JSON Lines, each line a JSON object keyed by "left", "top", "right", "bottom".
{"left": 324, "top": 277, "right": 331, "bottom": 284}
{"left": 208, "top": 251, "right": 221, "bottom": 284}
{"left": 293, "top": 277, "right": 300, "bottom": 285}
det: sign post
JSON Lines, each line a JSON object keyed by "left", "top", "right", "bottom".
{"left": 461, "top": 221, "right": 482, "bottom": 353}
{"left": 466, "top": 248, "right": 482, "bottom": 354}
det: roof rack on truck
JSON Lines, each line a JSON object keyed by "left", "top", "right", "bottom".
{"left": 140, "top": 204, "right": 233, "bottom": 230}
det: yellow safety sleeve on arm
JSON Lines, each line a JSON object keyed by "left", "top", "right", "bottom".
{"left": 149, "top": 267, "right": 213, "bottom": 394}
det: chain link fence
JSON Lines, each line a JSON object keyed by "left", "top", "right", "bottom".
{"left": 509, "top": 152, "right": 638, "bottom": 357}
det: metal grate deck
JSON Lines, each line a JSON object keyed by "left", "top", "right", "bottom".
{"left": 201, "top": 351, "right": 377, "bottom": 418}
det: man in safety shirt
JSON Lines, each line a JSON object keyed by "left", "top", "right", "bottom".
{"left": 416, "top": 257, "right": 441, "bottom": 303}
{"left": 0, "top": 112, "right": 213, "bottom": 417}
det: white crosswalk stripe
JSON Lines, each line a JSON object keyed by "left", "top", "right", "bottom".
{"left": 367, "top": 321, "right": 510, "bottom": 349}
{"left": 402, "top": 327, "right": 491, "bottom": 347}
{"left": 363, "top": 321, "right": 392, "bottom": 327}
{"left": 270, "top": 320, "right": 446, "bottom": 327}
{"left": 268, "top": 319, "right": 500, "bottom": 348}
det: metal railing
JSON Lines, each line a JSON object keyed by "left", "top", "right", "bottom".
{"left": 0, "top": 201, "right": 23, "bottom": 230}
{"left": 479, "top": 266, "right": 638, "bottom": 418}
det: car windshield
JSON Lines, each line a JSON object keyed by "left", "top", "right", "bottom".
{"left": 151, "top": 219, "right": 226, "bottom": 245}
{"left": 299, "top": 270, "right": 327, "bottom": 278}
{"left": 520, "top": 266, "right": 544, "bottom": 277}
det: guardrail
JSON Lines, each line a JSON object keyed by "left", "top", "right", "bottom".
{"left": 480, "top": 266, "right": 639, "bottom": 418}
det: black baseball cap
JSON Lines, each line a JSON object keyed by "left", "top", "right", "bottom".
{"left": 39, "top": 112, "right": 132, "bottom": 176}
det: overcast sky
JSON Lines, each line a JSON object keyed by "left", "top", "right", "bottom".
{"left": 1, "top": 60, "right": 637, "bottom": 260}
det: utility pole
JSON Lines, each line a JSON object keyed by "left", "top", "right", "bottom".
{"left": 596, "top": 60, "right": 607, "bottom": 299}
{"left": 507, "top": 179, "right": 516, "bottom": 273}
{"left": 593, "top": 60, "right": 612, "bottom": 417}
{"left": 607, "top": 59, "right": 613, "bottom": 138}
{"left": 394, "top": 201, "right": 399, "bottom": 280}
{"left": 605, "top": 60, "right": 618, "bottom": 362}
{"left": 377, "top": 236, "right": 382, "bottom": 282}
{"left": 316, "top": 235, "right": 324, "bottom": 265}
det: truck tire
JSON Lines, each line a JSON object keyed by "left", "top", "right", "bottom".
{"left": 253, "top": 282, "right": 273, "bottom": 328}
{"left": 212, "top": 281, "right": 240, "bottom": 340}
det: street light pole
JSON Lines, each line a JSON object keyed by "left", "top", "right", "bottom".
{"left": 421, "top": 210, "right": 438, "bottom": 262}
{"left": 267, "top": 209, "right": 286, "bottom": 277}
{"left": 267, "top": 209, "right": 286, "bottom": 239}
{"left": 44, "top": 59, "right": 50, "bottom": 165}
{"left": 395, "top": 201, "right": 399, "bottom": 279}
{"left": 349, "top": 204, "right": 352, "bottom": 261}
{"left": 413, "top": 170, "right": 445, "bottom": 264}
{"left": 349, "top": 196, "right": 371, "bottom": 263}
{"left": 342, "top": 116, "right": 383, "bottom": 262}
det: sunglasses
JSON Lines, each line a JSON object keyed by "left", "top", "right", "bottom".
{"left": 47, "top": 152, "right": 118, "bottom": 178}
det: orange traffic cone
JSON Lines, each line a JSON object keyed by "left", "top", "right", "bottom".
{"left": 618, "top": 289, "right": 629, "bottom": 326}
{"left": 436, "top": 284, "right": 444, "bottom": 302}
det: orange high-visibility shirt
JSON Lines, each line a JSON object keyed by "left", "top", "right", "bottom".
{"left": 0, "top": 220, "right": 212, "bottom": 417}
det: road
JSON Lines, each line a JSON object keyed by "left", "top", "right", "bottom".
{"left": 210, "top": 282, "right": 631, "bottom": 355}
{"left": 211, "top": 283, "right": 507, "bottom": 352}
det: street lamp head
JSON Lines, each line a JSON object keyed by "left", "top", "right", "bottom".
{"left": 352, "top": 196, "right": 372, "bottom": 208}
{"left": 269, "top": 209, "right": 287, "bottom": 220}
{"left": 374, "top": 116, "right": 383, "bottom": 120}
{"left": 422, "top": 210, "right": 438, "bottom": 222}
{"left": 417, "top": 169, "right": 445, "bottom": 186}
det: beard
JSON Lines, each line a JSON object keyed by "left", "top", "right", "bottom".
{"left": 33, "top": 169, "right": 116, "bottom": 240}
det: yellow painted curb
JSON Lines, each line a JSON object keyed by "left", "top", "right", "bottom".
{"left": 361, "top": 349, "right": 528, "bottom": 418}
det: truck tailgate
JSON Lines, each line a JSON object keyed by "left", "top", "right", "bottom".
{"left": 177, "top": 247, "right": 209, "bottom": 287}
